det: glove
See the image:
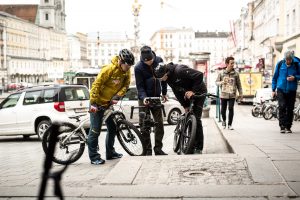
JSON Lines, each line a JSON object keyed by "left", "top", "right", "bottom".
{"left": 89, "top": 104, "right": 98, "bottom": 113}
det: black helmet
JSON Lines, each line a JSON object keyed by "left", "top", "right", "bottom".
{"left": 154, "top": 62, "right": 168, "bottom": 78}
{"left": 119, "top": 49, "right": 135, "bottom": 65}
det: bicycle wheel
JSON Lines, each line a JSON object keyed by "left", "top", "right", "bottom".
{"left": 42, "top": 123, "right": 85, "bottom": 165}
{"left": 263, "top": 106, "right": 274, "bottom": 120}
{"left": 180, "top": 114, "right": 197, "bottom": 154}
{"left": 251, "top": 106, "right": 260, "bottom": 117}
{"left": 116, "top": 119, "right": 145, "bottom": 156}
{"left": 173, "top": 120, "right": 182, "bottom": 152}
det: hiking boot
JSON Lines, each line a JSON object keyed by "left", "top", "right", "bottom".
{"left": 222, "top": 121, "right": 226, "bottom": 129}
{"left": 280, "top": 127, "right": 286, "bottom": 134}
{"left": 154, "top": 150, "right": 168, "bottom": 155}
{"left": 91, "top": 158, "right": 105, "bottom": 165}
{"left": 228, "top": 125, "right": 234, "bottom": 130}
{"left": 285, "top": 128, "right": 292, "bottom": 133}
{"left": 106, "top": 152, "right": 123, "bottom": 160}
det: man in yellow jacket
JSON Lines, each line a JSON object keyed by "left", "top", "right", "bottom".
{"left": 88, "top": 49, "right": 134, "bottom": 165}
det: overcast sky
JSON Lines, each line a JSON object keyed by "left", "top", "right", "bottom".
{"left": 1, "top": 0, "right": 250, "bottom": 43}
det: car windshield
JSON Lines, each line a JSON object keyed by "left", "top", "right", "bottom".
{"left": 0, "top": 93, "right": 22, "bottom": 109}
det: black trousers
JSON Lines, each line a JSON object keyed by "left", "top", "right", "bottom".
{"left": 138, "top": 100, "right": 164, "bottom": 153}
{"left": 277, "top": 90, "right": 296, "bottom": 129}
{"left": 221, "top": 98, "right": 236, "bottom": 126}
{"left": 193, "top": 96, "right": 206, "bottom": 150}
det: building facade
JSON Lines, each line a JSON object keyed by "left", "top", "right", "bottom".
{"left": 0, "top": 11, "right": 68, "bottom": 88}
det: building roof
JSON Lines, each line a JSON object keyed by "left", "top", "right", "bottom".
{"left": 195, "top": 31, "right": 229, "bottom": 38}
{"left": 0, "top": 4, "right": 38, "bottom": 23}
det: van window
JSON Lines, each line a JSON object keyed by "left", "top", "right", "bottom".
{"left": 62, "top": 87, "right": 89, "bottom": 101}
{"left": 0, "top": 93, "right": 21, "bottom": 109}
{"left": 23, "top": 90, "right": 42, "bottom": 105}
{"left": 43, "top": 89, "right": 59, "bottom": 103}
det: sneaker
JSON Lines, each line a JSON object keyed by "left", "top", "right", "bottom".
{"left": 280, "top": 127, "right": 286, "bottom": 134}
{"left": 228, "top": 125, "right": 234, "bottom": 130}
{"left": 91, "top": 158, "right": 105, "bottom": 165}
{"left": 154, "top": 150, "right": 168, "bottom": 155}
{"left": 106, "top": 152, "right": 123, "bottom": 160}
{"left": 222, "top": 121, "right": 226, "bottom": 129}
{"left": 286, "top": 128, "right": 292, "bottom": 133}
{"left": 193, "top": 148, "right": 202, "bottom": 154}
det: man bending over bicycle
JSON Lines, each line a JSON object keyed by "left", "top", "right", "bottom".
{"left": 88, "top": 49, "right": 134, "bottom": 165}
{"left": 155, "top": 62, "right": 207, "bottom": 154}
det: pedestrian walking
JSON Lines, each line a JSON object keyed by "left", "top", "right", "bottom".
{"left": 215, "top": 56, "right": 243, "bottom": 130}
{"left": 88, "top": 49, "right": 135, "bottom": 165}
{"left": 272, "top": 50, "right": 300, "bottom": 133}
{"left": 134, "top": 45, "right": 168, "bottom": 156}
{"left": 154, "top": 62, "right": 207, "bottom": 154}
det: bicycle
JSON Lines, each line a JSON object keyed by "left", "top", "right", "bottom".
{"left": 251, "top": 98, "right": 273, "bottom": 118}
{"left": 42, "top": 103, "right": 146, "bottom": 165}
{"left": 130, "top": 97, "right": 166, "bottom": 154}
{"left": 293, "top": 103, "right": 300, "bottom": 121}
{"left": 262, "top": 99, "right": 279, "bottom": 120}
{"left": 173, "top": 93, "right": 218, "bottom": 154}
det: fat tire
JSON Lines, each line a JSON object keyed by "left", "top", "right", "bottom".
{"left": 180, "top": 114, "right": 197, "bottom": 154}
{"left": 251, "top": 106, "right": 260, "bottom": 117}
{"left": 173, "top": 120, "right": 182, "bottom": 152}
{"left": 42, "top": 123, "right": 85, "bottom": 165}
{"left": 116, "top": 120, "right": 145, "bottom": 156}
{"left": 263, "top": 106, "right": 274, "bottom": 120}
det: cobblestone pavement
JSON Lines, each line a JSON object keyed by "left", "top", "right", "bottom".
{"left": 133, "top": 156, "right": 253, "bottom": 185}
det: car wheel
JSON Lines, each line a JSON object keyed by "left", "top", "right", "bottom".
{"left": 167, "top": 108, "right": 181, "bottom": 125}
{"left": 37, "top": 120, "right": 51, "bottom": 140}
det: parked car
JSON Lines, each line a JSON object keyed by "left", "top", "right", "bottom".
{"left": 252, "top": 88, "right": 273, "bottom": 105}
{"left": 114, "top": 87, "right": 184, "bottom": 125}
{"left": 0, "top": 84, "right": 90, "bottom": 139}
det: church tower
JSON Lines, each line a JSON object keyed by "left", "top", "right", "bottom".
{"left": 38, "top": 0, "right": 66, "bottom": 31}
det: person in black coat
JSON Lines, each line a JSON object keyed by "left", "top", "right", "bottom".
{"left": 134, "top": 46, "right": 168, "bottom": 156}
{"left": 155, "top": 62, "right": 207, "bottom": 154}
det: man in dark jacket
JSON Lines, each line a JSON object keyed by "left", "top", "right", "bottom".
{"left": 154, "top": 62, "right": 207, "bottom": 154}
{"left": 272, "top": 50, "right": 300, "bottom": 133}
{"left": 134, "top": 46, "right": 168, "bottom": 156}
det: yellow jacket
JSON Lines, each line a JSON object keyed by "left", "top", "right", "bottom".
{"left": 90, "top": 56, "right": 131, "bottom": 106}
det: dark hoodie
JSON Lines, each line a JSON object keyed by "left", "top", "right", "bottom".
{"left": 165, "top": 63, "right": 207, "bottom": 108}
{"left": 134, "top": 52, "right": 167, "bottom": 100}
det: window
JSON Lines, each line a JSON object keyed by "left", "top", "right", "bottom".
{"left": 43, "top": 89, "right": 58, "bottom": 103}
{"left": 62, "top": 87, "right": 89, "bottom": 101}
{"left": 45, "top": 0, "right": 49, "bottom": 3}
{"left": 45, "top": 13, "right": 49, "bottom": 21}
{"left": 0, "top": 93, "right": 21, "bottom": 109}
{"left": 23, "top": 90, "right": 42, "bottom": 105}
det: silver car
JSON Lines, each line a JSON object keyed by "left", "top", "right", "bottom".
{"left": 114, "top": 87, "right": 184, "bottom": 125}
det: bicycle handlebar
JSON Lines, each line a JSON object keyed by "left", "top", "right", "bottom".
{"left": 130, "top": 104, "right": 166, "bottom": 119}
{"left": 193, "top": 93, "right": 219, "bottom": 99}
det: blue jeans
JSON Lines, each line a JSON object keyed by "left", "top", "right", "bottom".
{"left": 87, "top": 109, "right": 117, "bottom": 161}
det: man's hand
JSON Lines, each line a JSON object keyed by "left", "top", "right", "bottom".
{"left": 184, "top": 107, "right": 189, "bottom": 113}
{"left": 89, "top": 105, "right": 98, "bottom": 113}
{"left": 237, "top": 95, "right": 243, "bottom": 101}
{"left": 272, "top": 91, "right": 277, "bottom": 98}
{"left": 143, "top": 98, "right": 150, "bottom": 106}
{"left": 162, "top": 95, "right": 168, "bottom": 103}
{"left": 160, "top": 74, "right": 168, "bottom": 81}
{"left": 287, "top": 75, "right": 295, "bottom": 81}
{"left": 185, "top": 91, "right": 195, "bottom": 99}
